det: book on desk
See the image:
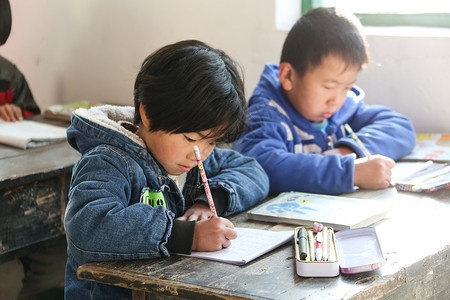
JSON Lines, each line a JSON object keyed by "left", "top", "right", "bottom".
{"left": 393, "top": 161, "right": 450, "bottom": 193}
{"left": 247, "top": 192, "right": 392, "bottom": 231}
{"left": 0, "top": 119, "right": 67, "bottom": 149}
{"left": 393, "top": 133, "right": 450, "bottom": 193}
{"left": 43, "top": 101, "right": 102, "bottom": 122}
{"left": 401, "top": 133, "right": 449, "bottom": 162}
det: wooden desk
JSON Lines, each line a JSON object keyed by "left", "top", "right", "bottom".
{"left": 0, "top": 121, "right": 80, "bottom": 262}
{"left": 77, "top": 188, "right": 450, "bottom": 300}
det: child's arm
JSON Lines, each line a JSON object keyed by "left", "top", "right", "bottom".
{"left": 335, "top": 102, "right": 416, "bottom": 160}
{"left": 203, "top": 148, "right": 269, "bottom": 216}
{"left": 233, "top": 108, "right": 356, "bottom": 195}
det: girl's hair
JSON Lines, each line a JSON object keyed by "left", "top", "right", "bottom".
{"left": 134, "top": 40, "right": 246, "bottom": 144}
{"left": 0, "top": 0, "right": 12, "bottom": 46}
{"left": 280, "top": 7, "right": 369, "bottom": 78}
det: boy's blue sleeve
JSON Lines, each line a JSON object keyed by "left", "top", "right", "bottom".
{"left": 233, "top": 102, "right": 355, "bottom": 195}
{"left": 204, "top": 148, "right": 270, "bottom": 216}
{"left": 335, "top": 103, "right": 416, "bottom": 160}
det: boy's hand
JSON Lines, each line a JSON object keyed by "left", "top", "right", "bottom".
{"left": 354, "top": 155, "right": 395, "bottom": 189}
{"left": 177, "top": 202, "right": 213, "bottom": 221}
{"left": 192, "top": 217, "right": 237, "bottom": 252}
{"left": 0, "top": 104, "right": 23, "bottom": 122}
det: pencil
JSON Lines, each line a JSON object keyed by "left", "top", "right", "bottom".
{"left": 344, "top": 123, "right": 371, "bottom": 157}
{"left": 193, "top": 145, "right": 217, "bottom": 217}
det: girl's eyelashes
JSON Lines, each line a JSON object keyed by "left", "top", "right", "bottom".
{"left": 184, "top": 135, "right": 196, "bottom": 142}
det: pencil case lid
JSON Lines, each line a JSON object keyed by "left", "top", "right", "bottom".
{"left": 335, "top": 227, "right": 385, "bottom": 274}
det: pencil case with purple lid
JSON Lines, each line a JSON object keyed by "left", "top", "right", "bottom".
{"left": 295, "top": 226, "right": 385, "bottom": 277}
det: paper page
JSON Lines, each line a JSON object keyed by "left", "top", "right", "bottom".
{"left": 176, "top": 227, "right": 293, "bottom": 265}
{"left": 391, "top": 161, "right": 434, "bottom": 184}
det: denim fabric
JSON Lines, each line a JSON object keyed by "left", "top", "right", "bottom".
{"left": 64, "top": 106, "right": 269, "bottom": 299}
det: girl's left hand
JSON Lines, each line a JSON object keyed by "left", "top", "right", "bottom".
{"left": 177, "top": 202, "right": 214, "bottom": 221}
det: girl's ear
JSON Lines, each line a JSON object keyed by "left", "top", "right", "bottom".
{"left": 278, "top": 62, "right": 295, "bottom": 91}
{"left": 139, "top": 103, "right": 151, "bottom": 128}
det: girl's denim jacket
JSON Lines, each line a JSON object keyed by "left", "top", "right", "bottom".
{"left": 64, "top": 105, "right": 269, "bottom": 299}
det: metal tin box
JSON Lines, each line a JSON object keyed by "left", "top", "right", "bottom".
{"left": 295, "top": 226, "right": 385, "bottom": 277}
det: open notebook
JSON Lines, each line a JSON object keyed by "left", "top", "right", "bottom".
{"left": 392, "top": 161, "right": 450, "bottom": 193}
{"left": 0, "top": 119, "right": 67, "bottom": 149}
{"left": 176, "top": 227, "right": 293, "bottom": 265}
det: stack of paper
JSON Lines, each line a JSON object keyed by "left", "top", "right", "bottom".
{"left": 0, "top": 120, "right": 67, "bottom": 149}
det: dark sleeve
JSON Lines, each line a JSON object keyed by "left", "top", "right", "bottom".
{"left": 165, "top": 220, "right": 195, "bottom": 254}
{"left": 11, "top": 68, "right": 40, "bottom": 116}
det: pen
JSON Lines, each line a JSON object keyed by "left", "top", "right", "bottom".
{"left": 344, "top": 123, "right": 371, "bottom": 157}
{"left": 315, "top": 231, "right": 323, "bottom": 261}
{"left": 297, "top": 227, "right": 308, "bottom": 260}
{"left": 193, "top": 145, "right": 217, "bottom": 217}
{"left": 308, "top": 230, "right": 315, "bottom": 261}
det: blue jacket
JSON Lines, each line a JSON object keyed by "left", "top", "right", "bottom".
{"left": 233, "top": 63, "right": 416, "bottom": 195}
{"left": 64, "top": 105, "right": 269, "bottom": 299}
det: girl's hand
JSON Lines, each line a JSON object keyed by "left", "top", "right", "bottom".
{"left": 192, "top": 217, "right": 237, "bottom": 251}
{"left": 177, "top": 202, "right": 213, "bottom": 221}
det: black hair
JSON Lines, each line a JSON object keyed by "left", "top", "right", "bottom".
{"left": 280, "top": 7, "right": 369, "bottom": 78}
{"left": 134, "top": 40, "right": 246, "bottom": 144}
{"left": 0, "top": 0, "right": 12, "bottom": 46}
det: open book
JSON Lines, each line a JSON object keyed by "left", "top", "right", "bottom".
{"left": 247, "top": 192, "right": 392, "bottom": 231}
{"left": 393, "top": 161, "right": 450, "bottom": 193}
{"left": 0, "top": 119, "right": 67, "bottom": 149}
{"left": 176, "top": 227, "right": 293, "bottom": 265}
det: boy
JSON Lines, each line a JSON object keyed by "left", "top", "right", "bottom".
{"left": 64, "top": 40, "right": 269, "bottom": 299}
{"left": 233, "top": 7, "right": 416, "bottom": 195}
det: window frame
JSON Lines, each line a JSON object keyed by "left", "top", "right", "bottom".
{"left": 301, "top": 0, "right": 450, "bottom": 28}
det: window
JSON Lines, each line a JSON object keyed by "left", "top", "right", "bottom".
{"left": 301, "top": 0, "right": 450, "bottom": 27}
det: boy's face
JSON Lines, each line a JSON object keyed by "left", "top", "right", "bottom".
{"left": 280, "top": 54, "right": 360, "bottom": 122}
{"left": 137, "top": 105, "right": 216, "bottom": 175}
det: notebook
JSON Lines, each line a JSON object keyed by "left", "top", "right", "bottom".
{"left": 247, "top": 192, "right": 392, "bottom": 231}
{"left": 176, "top": 227, "right": 293, "bottom": 265}
{"left": 393, "top": 161, "right": 450, "bottom": 193}
{"left": 0, "top": 119, "right": 67, "bottom": 149}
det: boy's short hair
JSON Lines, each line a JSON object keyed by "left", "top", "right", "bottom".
{"left": 0, "top": 0, "right": 12, "bottom": 45}
{"left": 280, "top": 7, "right": 369, "bottom": 78}
{"left": 134, "top": 40, "right": 246, "bottom": 144}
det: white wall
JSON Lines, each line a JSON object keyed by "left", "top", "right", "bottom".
{"left": 1, "top": 0, "right": 449, "bottom": 133}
